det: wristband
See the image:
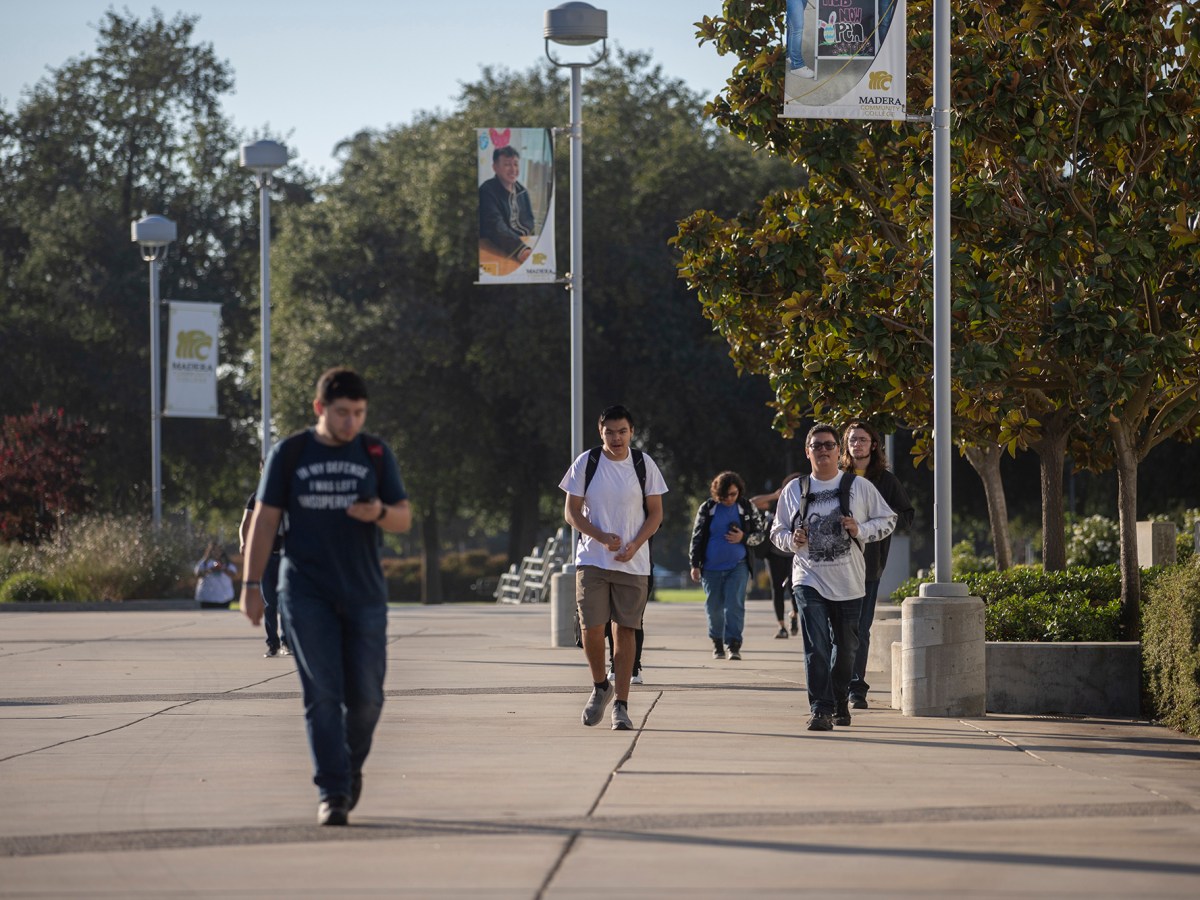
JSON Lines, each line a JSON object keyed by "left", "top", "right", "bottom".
{"left": 244, "top": 581, "right": 261, "bottom": 589}
{"left": 376, "top": 505, "right": 387, "bottom": 521}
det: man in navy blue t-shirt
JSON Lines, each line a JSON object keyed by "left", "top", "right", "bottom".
{"left": 241, "top": 367, "right": 411, "bottom": 826}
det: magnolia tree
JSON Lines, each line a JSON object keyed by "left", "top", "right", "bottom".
{"left": 674, "top": 0, "right": 1200, "bottom": 633}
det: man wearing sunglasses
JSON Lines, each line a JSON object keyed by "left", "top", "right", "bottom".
{"left": 771, "top": 424, "right": 897, "bottom": 732}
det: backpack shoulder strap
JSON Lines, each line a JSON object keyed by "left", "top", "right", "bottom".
{"left": 791, "top": 475, "right": 812, "bottom": 530}
{"left": 583, "top": 446, "right": 604, "bottom": 492}
{"left": 630, "top": 448, "right": 647, "bottom": 497}
{"left": 360, "top": 432, "right": 387, "bottom": 488}
{"left": 276, "top": 430, "right": 311, "bottom": 509}
{"left": 839, "top": 471, "right": 856, "bottom": 517}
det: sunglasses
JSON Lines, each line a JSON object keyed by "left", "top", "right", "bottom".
{"left": 808, "top": 441, "right": 838, "bottom": 451}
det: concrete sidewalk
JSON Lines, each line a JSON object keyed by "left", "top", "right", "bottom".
{"left": 1, "top": 600, "right": 1198, "bottom": 898}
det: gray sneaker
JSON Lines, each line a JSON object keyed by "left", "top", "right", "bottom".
{"left": 581, "top": 682, "right": 614, "bottom": 726}
{"left": 611, "top": 703, "right": 633, "bottom": 731}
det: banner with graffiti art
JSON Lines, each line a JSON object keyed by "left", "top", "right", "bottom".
{"left": 782, "top": 0, "right": 906, "bottom": 121}
{"left": 477, "top": 127, "right": 557, "bottom": 284}
{"left": 164, "top": 301, "right": 220, "bottom": 418}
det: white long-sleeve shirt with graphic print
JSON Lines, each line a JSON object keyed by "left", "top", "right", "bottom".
{"left": 770, "top": 471, "right": 897, "bottom": 602}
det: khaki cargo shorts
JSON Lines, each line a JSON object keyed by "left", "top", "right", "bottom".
{"left": 576, "top": 565, "right": 649, "bottom": 629}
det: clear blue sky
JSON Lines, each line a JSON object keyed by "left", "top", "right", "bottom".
{"left": 1, "top": 1, "right": 739, "bottom": 175}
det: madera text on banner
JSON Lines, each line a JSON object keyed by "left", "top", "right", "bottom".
{"left": 164, "top": 300, "right": 220, "bottom": 418}
{"left": 782, "top": 0, "right": 906, "bottom": 122}
{"left": 476, "top": 127, "right": 557, "bottom": 284}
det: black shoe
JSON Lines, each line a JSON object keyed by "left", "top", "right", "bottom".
{"left": 790, "top": 614, "right": 799, "bottom": 635}
{"left": 349, "top": 773, "right": 363, "bottom": 811}
{"left": 775, "top": 627, "right": 789, "bottom": 639}
{"left": 318, "top": 795, "right": 350, "bottom": 826}
{"left": 849, "top": 695, "right": 868, "bottom": 710}
{"left": 807, "top": 713, "right": 834, "bottom": 732}
{"left": 727, "top": 642, "right": 742, "bottom": 661}
{"left": 263, "top": 646, "right": 278, "bottom": 658}
{"left": 833, "top": 702, "right": 852, "bottom": 727}
{"left": 712, "top": 640, "right": 725, "bottom": 659}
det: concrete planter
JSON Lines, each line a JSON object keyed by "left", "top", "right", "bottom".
{"left": 890, "top": 639, "right": 1142, "bottom": 717}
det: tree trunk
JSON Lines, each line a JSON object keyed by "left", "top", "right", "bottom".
{"left": 420, "top": 508, "right": 443, "bottom": 605}
{"left": 506, "top": 485, "right": 541, "bottom": 565}
{"left": 1031, "top": 417, "right": 1069, "bottom": 571}
{"left": 963, "top": 443, "right": 1013, "bottom": 571}
{"left": 1110, "top": 419, "right": 1141, "bottom": 638}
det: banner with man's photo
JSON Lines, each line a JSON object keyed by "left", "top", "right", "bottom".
{"left": 782, "top": 0, "right": 906, "bottom": 121}
{"left": 477, "top": 127, "right": 557, "bottom": 284}
{"left": 164, "top": 301, "right": 220, "bottom": 418}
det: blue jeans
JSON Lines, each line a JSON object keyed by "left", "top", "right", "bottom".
{"left": 786, "top": 0, "right": 809, "bottom": 69}
{"left": 262, "top": 553, "right": 285, "bottom": 650}
{"left": 848, "top": 579, "right": 880, "bottom": 699}
{"left": 281, "top": 591, "right": 387, "bottom": 801}
{"left": 797, "top": 585, "right": 861, "bottom": 715}
{"left": 702, "top": 565, "right": 749, "bottom": 645}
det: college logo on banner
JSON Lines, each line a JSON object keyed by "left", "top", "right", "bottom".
{"left": 782, "top": 0, "right": 906, "bottom": 122}
{"left": 164, "top": 301, "right": 220, "bottom": 418}
{"left": 477, "top": 127, "right": 557, "bottom": 284}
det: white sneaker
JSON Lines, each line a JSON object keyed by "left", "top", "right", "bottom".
{"left": 791, "top": 65, "right": 816, "bottom": 79}
{"left": 631, "top": 670, "right": 644, "bottom": 685}
{"left": 606, "top": 668, "right": 615, "bottom": 681}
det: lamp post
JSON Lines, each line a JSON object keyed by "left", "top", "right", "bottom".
{"left": 544, "top": 1, "right": 607, "bottom": 468}
{"left": 240, "top": 139, "right": 288, "bottom": 457}
{"left": 131, "top": 214, "right": 177, "bottom": 528}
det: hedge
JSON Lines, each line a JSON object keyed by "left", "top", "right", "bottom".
{"left": 1142, "top": 557, "right": 1200, "bottom": 736}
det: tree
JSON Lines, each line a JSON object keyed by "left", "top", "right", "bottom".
{"left": 0, "top": 9, "right": 293, "bottom": 519}
{"left": 0, "top": 406, "right": 103, "bottom": 543}
{"left": 271, "top": 51, "right": 796, "bottom": 597}
{"left": 674, "top": 1, "right": 1200, "bottom": 626}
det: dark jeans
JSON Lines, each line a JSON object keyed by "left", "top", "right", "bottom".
{"left": 797, "top": 586, "right": 861, "bottom": 716}
{"left": 262, "top": 553, "right": 285, "bottom": 650}
{"left": 767, "top": 554, "right": 798, "bottom": 622}
{"left": 281, "top": 591, "right": 387, "bottom": 801}
{"left": 848, "top": 579, "right": 880, "bottom": 699}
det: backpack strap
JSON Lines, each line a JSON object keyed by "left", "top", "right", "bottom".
{"left": 790, "top": 475, "right": 811, "bottom": 532}
{"left": 360, "top": 432, "right": 387, "bottom": 490}
{"left": 276, "top": 429, "right": 312, "bottom": 510}
{"left": 839, "top": 471, "right": 856, "bottom": 517}
{"left": 583, "top": 446, "right": 604, "bottom": 493}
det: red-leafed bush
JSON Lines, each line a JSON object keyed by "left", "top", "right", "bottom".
{"left": 0, "top": 406, "right": 103, "bottom": 544}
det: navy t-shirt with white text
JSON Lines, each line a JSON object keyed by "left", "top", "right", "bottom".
{"left": 258, "top": 430, "right": 406, "bottom": 603}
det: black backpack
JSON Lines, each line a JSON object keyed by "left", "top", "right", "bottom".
{"left": 790, "top": 472, "right": 856, "bottom": 531}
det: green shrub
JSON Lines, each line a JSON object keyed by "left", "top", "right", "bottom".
{"left": 0, "top": 572, "right": 62, "bottom": 603}
{"left": 890, "top": 564, "right": 1128, "bottom": 642}
{"left": 0, "top": 542, "right": 31, "bottom": 582}
{"left": 1142, "top": 557, "right": 1200, "bottom": 736}
{"left": 951, "top": 539, "right": 994, "bottom": 574}
{"left": 986, "top": 590, "right": 1121, "bottom": 642}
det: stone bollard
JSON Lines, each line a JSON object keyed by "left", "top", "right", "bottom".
{"left": 901, "top": 584, "right": 986, "bottom": 717}
{"left": 891, "top": 641, "right": 903, "bottom": 709}
{"left": 549, "top": 570, "right": 577, "bottom": 647}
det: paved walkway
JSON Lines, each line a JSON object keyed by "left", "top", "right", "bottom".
{"left": 1, "top": 600, "right": 1199, "bottom": 898}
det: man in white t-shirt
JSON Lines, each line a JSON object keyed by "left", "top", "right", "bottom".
{"left": 771, "top": 424, "right": 896, "bottom": 732}
{"left": 559, "top": 405, "right": 667, "bottom": 731}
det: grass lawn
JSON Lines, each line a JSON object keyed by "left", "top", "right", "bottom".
{"left": 654, "top": 587, "right": 705, "bottom": 604}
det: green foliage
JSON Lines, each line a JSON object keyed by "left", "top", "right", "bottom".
{"left": 986, "top": 591, "right": 1121, "bottom": 643}
{"left": 951, "top": 539, "right": 995, "bottom": 574}
{"left": 0, "top": 572, "right": 67, "bottom": 603}
{"left": 890, "top": 564, "right": 1131, "bottom": 641}
{"left": 6, "top": 514, "right": 195, "bottom": 601}
{"left": 1066, "top": 515, "right": 1120, "bottom": 568}
{"left": 1142, "top": 557, "right": 1200, "bottom": 735}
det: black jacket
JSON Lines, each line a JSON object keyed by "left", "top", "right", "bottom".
{"left": 859, "top": 468, "right": 914, "bottom": 581}
{"left": 689, "top": 497, "right": 763, "bottom": 574}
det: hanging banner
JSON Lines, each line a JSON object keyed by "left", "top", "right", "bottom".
{"left": 477, "top": 127, "right": 557, "bottom": 284}
{"left": 782, "top": 0, "right": 906, "bottom": 121}
{"left": 164, "top": 301, "right": 220, "bottom": 418}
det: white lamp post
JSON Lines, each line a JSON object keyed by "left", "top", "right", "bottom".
{"left": 131, "top": 214, "right": 177, "bottom": 528}
{"left": 544, "top": 2, "right": 607, "bottom": 469}
{"left": 240, "top": 140, "right": 289, "bottom": 457}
